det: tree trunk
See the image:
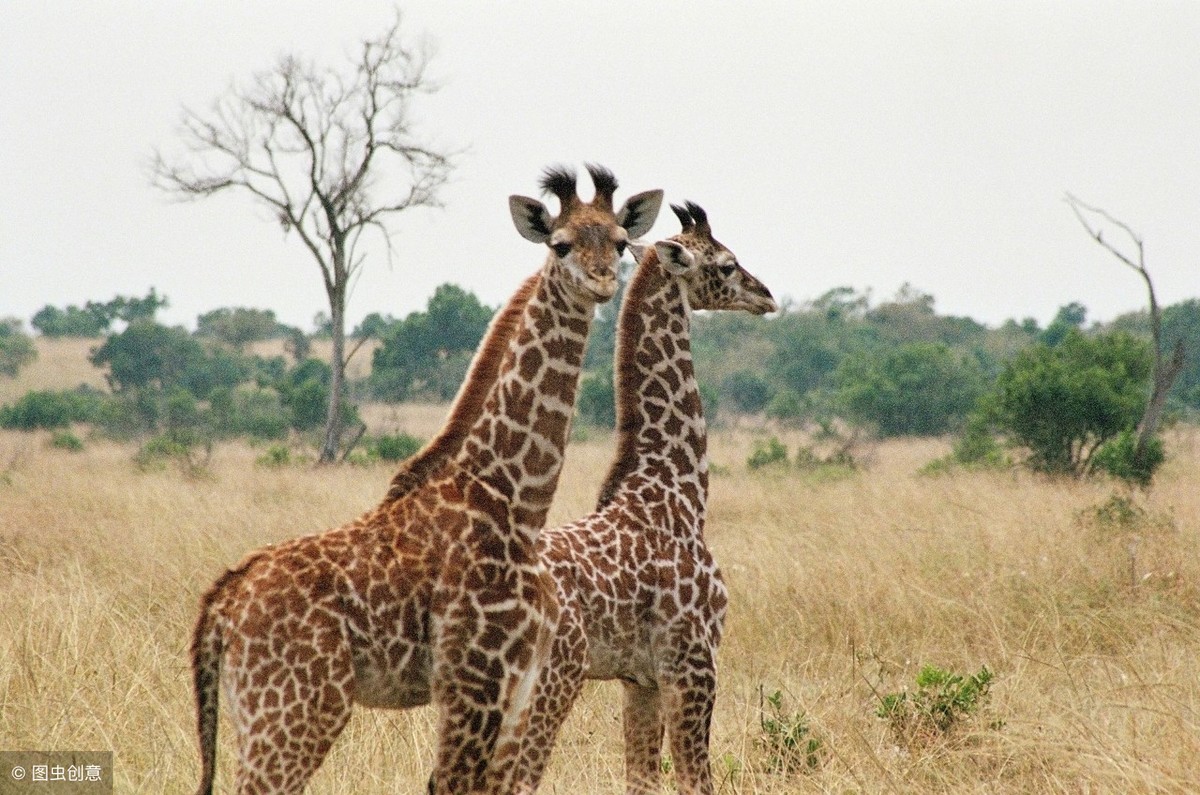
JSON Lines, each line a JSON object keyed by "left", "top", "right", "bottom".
{"left": 319, "top": 257, "right": 348, "bottom": 464}
{"left": 1134, "top": 339, "right": 1185, "bottom": 463}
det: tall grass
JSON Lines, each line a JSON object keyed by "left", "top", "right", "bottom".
{"left": 2, "top": 341, "right": 1198, "bottom": 791}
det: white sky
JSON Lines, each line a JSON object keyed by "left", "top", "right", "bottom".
{"left": 3, "top": 1, "right": 1197, "bottom": 333}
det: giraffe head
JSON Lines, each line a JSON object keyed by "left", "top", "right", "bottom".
{"left": 653, "top": 201, "right": 777, "bottom": 315}
{"left": 509, "top": 164, "right": 663, "bottom": 302}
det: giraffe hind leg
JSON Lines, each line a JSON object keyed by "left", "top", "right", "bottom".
{"left": 660, "top": 668, "right": 718, "bottom": 795}
{"left": 225, "top": 628, "right": 357, "bottom": 793}
{"left": 622, "top": 682, "right": 664, "bottom": 795}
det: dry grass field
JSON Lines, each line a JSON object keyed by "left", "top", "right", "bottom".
{"left": 2, "top": 344, "right": 1199, "bottom": 793}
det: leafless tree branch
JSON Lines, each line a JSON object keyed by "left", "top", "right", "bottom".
{"left": 151, "top": 7, "right": 457, "bottom": 462}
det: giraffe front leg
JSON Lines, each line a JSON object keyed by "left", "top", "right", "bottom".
{"left": 430, "top": 578, "right": 557, "bottom": 794}
{"left": 511, "top": 611, "right": 587, "bottom": 794}
{"left": 622, "top": 682, "right": 664, "bottom": 795}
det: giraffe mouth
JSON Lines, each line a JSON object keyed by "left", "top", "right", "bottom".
{"left": 584, "top": 276, "right": 618, "bottom": 302}
{"left": 741, "top": 295, "right": 779, "bottom": 315}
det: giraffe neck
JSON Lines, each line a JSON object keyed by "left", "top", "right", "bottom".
{"left": 456, "top": 259, "right": 595, "bottom": 535}
{"left": 596, "top": 248, "right": 708, "bottom": 524}
{"left": 385, "top": 273, "right": 540, "bottom": 502}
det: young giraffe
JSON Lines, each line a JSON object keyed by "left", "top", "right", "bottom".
{"left": 512, "top": 203, "right": 777, "bottom": 794}
{"left": 190, "top": 164, "right": 663, "bottom": 795}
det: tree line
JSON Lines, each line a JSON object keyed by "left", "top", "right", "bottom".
{"left": 1, "top": 281, "right": 1195, "bottom": 484}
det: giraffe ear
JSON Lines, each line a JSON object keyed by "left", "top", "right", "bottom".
{"left": 627, "top": 240, "right": 649, "bottom": 262}
{"left": 615, "top": 189, "right": 664, "bottom": 239}
{"left": 509, "top": 195, "right": 554, "bottom": 243}
{"left": 654, "top": 240, "right": 696, "bottom": 276}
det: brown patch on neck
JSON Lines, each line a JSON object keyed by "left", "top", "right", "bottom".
{"left": 595, "top": 247, "right": 667, "bottom": 508}
{"left": 384, "top": 271, "right": 541, "bottom": 501}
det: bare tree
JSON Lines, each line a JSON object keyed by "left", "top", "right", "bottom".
{"left": 153, "top": 11, "right": 455, "bottom": 463}
{"left": 1065, "top": 193, "right": 1185, "bottom": 469}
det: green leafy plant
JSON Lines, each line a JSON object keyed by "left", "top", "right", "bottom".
{"left": 757, "top": 687, "right": 824, "bottom": 774}
{"left": 747, "top": 436, "right": 789, "bottom": 470}
{"left": 877, "top": 664, "right": 994, "bottom": 744}
{"left": 49, "top": 431, "right": 84, "bottom": 452}
{"left": 1091, "top": 429, "right": 1165, "bottom": 487}
{"left": 370, "top": 432, "right": 422, "bottom": 462}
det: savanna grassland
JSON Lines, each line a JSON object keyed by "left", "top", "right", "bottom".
{"left": 2, "top": 344, "right": 1199, "bottom": 793}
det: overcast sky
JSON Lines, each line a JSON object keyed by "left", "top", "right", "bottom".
{"left": 3, "top": 1, "right": 1197, "bottom": 334}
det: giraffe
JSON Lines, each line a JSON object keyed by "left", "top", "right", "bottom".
{"left": 189, "top": 164, "right": 663, "bottom": 795}
{"left": 511, "top": 202, "right": 777, "bottom": 795}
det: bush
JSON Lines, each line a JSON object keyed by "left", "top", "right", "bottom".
{"left": 877, "top": 664, "right": 994, "bottom": 745}
{"left": 0, "top": 388, "right": 102, "bottom": 430}
{"left": 757, "top": 688, "right": 824, "bottom": 774}
{"left": 0, "top": 319, "right": 36, "bottom": 377}
{"left": 764, "top": 389, "right": 808, "bottom": 425}
{"left": 981, "top": 330, "right": 1151, "bottom": 477}
{"left": 748, "top": 436, "right": 789, "bottom": 470}
{"left": 1091, "top": 429, "right": 1165, "bottom": 487}
{"left": 49, "top": 431, "right": 84, "bottom": 452}
{"left": 834, "top": 342, "right": 985, "bottom": 437}
{"left": 210, "top": 387, "right": 290, "bottom": 440}
{"left": 370, "top": 432, "right": 423, "bottom": 462}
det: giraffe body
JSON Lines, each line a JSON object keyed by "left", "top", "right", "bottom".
{"left": 190, "top": 166, "right": 663, "bottom": 795}
{"left": 512, "top": 204, "right": 777, "bottom": 795}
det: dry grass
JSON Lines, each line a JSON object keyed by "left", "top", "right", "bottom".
{"left": 2, "top": 345, "right": 1199, "bottom": 792}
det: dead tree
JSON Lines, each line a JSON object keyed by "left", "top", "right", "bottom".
{"left": 152, "top": 11, "right": 455, "bottom": 463}
{"left": 1065, "top": 193, "right": 1185, "bottom": 469}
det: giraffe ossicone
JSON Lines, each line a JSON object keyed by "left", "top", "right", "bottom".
{"left": 189, "top": 165, "right": 663, "bottom": 795}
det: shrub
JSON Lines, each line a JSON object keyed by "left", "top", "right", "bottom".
{"left": 757, "top": 688, "right": 824, "bottom": 774}
{"left": 981, "top": 330, "right": 1150, "bottom": 477}
{"left": 764, "top": 389, "right": 807, "bottom": 425}
{"left": 877, "top": 664, "right": 994, "bottom": 745}
{"left": 748, "top": 436, "right": 789, "bottom": 470}
{"left": 1091, "top": 429, "right": 1165, "bottom": 487}
{"left": 0, "top": 389, "right": 102, "bottom": 430}
{"left": 370, "top": 432, "right": 423, "bottom": 462}
{"left": 49, "top": 431, "right": 84, "bottom": 452}
{"left": 834, "top": 342, "right": 985, "bottom": 437}
{"left": 0, "top": 319, "right": 36, "bottom": 377}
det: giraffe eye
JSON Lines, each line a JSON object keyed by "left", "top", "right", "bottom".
{"left": 719, "top": 262, "right": 737, "bottom": 276}
{"left": 551, "top": 242, "right": 572, "bottom": 258}
{"left": 615, "top": 240, "right": 628, "bottom": 256}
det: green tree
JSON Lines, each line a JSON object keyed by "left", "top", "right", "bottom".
{"left": 1040, "top": 301, "right": 1087, "bottom": 347}
{"left": 722, "top": 370, "right": 774, "bottom": 414}
{"left": 0, "top": 318, "right": 37, "bottom": 377}
{"left": 196, "top": 307, "right": 283, "bottom": 350}
{"left": 835, "top": 342, "right": 985, "bottom": 437}
{"left": 31, "top": 290, "right": 167, "bottom": 337}
{"left": 90, "top": 321, "right": 205, "bottom": 392}
{"left": 370, "top": 284, "right": 493, "bottom": 401}
{"left": 981, "top": 330, "right": 1151, "bottom": 476}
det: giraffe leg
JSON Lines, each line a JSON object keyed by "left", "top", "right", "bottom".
{"left": 622, "top": 682, "right": 664, "bottom": 795}
{"left": 430, "top": 589, "right": 556, "bottom": 794}
{"left": 224, "top": 625, "right": 356, "bottom": 794}
{"left": 659, "top": 662, "right": 718, "bottom": 795}
{"left": 511, "top": 613, "right": 587, "bottom": 794}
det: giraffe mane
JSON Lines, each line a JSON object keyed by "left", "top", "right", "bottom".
{"left": 385, "top": 271, "right": 541, "bottom": 501}
{"left": 595, "top": 246, "right": 661, "bottom": 509}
